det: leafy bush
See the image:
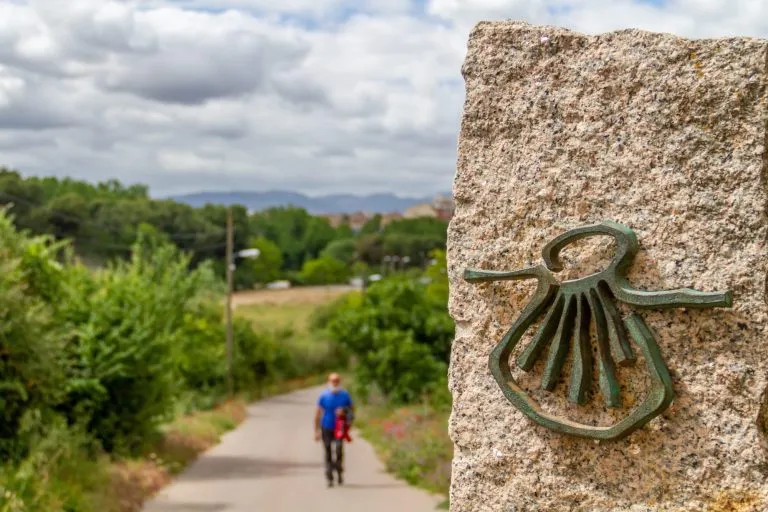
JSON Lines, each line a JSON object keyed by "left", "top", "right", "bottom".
{"left": 175, "top": 300, "right": 308, "bottom": 408}
{"left": 321, "top": 238, "right": 356, "bottom": 265}
{"left": 0, "top": 212, "right": 67, "bottom": 461}
{"left": 56, "top": 233, "right": 218, "bottom": 454}
{"left": 0, "top": 197, "right": 386, "bottom": 508}
{"left": 0, "top": 211, "right": 288, "bottom": 457}
{"left": 0, "top": 414, "right": 113, "bottom": 512}
{"left": 322, "top": 276, "right": 453, "bottom": 404}
{"left": 299, "top": 255, "right": 350, "bottom": 285}
{"left": 231, "top": 317, "right": 293, "bottom": 392}
{"left": 173, "top": 300, "right": 228, "bottom": 406}
{"left": 355, "top": 330, "right": 446, "bottom": 403}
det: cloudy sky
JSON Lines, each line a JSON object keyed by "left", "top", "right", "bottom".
{"left": 0, "top": 0, "right": 766, "bottom": 198}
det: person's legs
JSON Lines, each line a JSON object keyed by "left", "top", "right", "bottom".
{"left": 321, "top": 428, "right": 335, "bottom": 486}
{"left": 335, "top": 438, "right": 344, "bottom": 483}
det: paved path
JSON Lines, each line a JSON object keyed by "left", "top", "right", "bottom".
{"left": 144, "top": 386, "right": 443, "bottom": 512}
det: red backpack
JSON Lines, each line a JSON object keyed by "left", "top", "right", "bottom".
{"left": 334, "top": 409, "right": 352, "bottom": 442}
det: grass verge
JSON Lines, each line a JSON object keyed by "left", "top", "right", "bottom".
{"left": 102, "top": 397, "right": 247, "bottom": 512}
{"left": 356, "top": 401, "right": 452, "bottom": 509}
{"left": 0, "top": 398, "right": 246, "bottom": 512}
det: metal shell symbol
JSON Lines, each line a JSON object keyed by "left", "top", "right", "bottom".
{"left": 464, "top": 220, "right": 732, "bottom": 441}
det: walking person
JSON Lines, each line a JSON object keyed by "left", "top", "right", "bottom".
{"left": 314, "top": 373, "right": 353, "bottom": 487}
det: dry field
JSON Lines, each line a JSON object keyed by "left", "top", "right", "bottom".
{"left": 232, "top": 285, "right": 356, "bottom": 308}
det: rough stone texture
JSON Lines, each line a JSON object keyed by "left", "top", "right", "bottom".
{"left": 447, "top": 21, "right": 768, "bottom": 512}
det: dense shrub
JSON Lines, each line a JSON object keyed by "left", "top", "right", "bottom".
{"left": 231, "top": 317, "right": 293, "bottom": 392}
{"left": 0, "top": 415, "right": 113, "bottom": 512}
{"left": 322, "top": 275, "right": 453, "bottom": 404}
{"left": 0, "top": 213, "right": 67, "bottom": 461}
{"left": 54, "top": 233, "right": 218, "bottom": 454}
{"left": 299, "top": 255, "right": 350, "bottom": 285}
{"left": 0, "top": 208, "right": 311, "bottom": 462}
{"left": 173, "top": 300, "right": 228, "bottom": 401}
{"left": 356, "top": 330, "right": 446, "bottom": 402}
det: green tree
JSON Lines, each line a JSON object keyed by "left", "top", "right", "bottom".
{"left": 45, "top": 192, "right": 89, "bottom": 241}
{"left": 0, "top": 169, "right": 49, "bottom": 234}
{"left": 359, "top": 213, "right": 382, "bottom": 235}
{"left": 302, "top": 216, "right": 337, "bottom": 261}
{"left": 250, "top": 207, "right": 311, "bottom": 270}
{"left": 84, "top": 198, "right": 151, "bottom": 259}
{"left": 381, "top": 233, "right": 444, "bottom": 268}
{"left": 247, "top": 237, "right": 284, "bottom": 284}
{"left": 356, "top": 234, "right": 384, "bottom": 265}
{"left": 321, "top": 238, "right": 356, "bottom": 265}
{"left": 335, "top": 223, "right": 355, "bottom": 239}
{"left": 351, "top": 260, "right": 370, "bottom": 278}
{"left": 378, "top": 217, "right": 448, "bottom": 268}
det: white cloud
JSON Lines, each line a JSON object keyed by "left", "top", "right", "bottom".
{"left": 428, "top": 0, "right": 768, "bottom": 37}
{"left": 0, "top": 0, "right": 766, "bottom": 198}
{"left": 0, "top": 67, "right": 25, "bottom": 109}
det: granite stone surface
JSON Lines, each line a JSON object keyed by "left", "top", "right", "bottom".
{"left": 447, "top": 21, "right": 768, "bottom": 512}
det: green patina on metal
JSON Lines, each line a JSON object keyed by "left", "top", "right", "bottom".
{"left": 464, "top": 220, "right": 732, "bottom": 441}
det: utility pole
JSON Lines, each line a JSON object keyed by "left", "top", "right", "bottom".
{"left": 225, "top": 207, "right": 234, "bottom": 396}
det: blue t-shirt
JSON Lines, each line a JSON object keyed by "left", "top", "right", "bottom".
{"left": 317, "top": 388, "right": 352, "bottom": 430}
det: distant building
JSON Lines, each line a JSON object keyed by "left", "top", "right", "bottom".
{"left": 320, "top": 211, "right": 372, "bottom": 232}
{"left": 402, "top": 194, "right": 454, "bottom": 221}
{"left": 432, "top": 195, "right": 454, "bottom": 221}
{"left": 320, "top": 213, "right": 346, "bottom": 228}
{"left": 320, "top": 194, "right": 453, "bottom": 227}
{"left": 403, "top": 203, "right": 438, "bottom": 219}
{"left": 380, "top": 211, "right": 402, "bottom": 227}
{"left": 347, "top": 211, "right": 369, "bottom": 231}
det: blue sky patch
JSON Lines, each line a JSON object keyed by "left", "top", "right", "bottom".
{"left": 547, "top": 4, "right": 574, "bottom": 17}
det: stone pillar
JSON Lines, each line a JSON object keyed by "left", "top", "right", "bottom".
{"left": 448, "top": 21, "right": 768, "bottom": 511}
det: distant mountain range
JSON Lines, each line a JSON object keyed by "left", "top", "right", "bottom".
{"left": 167, "top": 190, "right": 449, "bottom": 214}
